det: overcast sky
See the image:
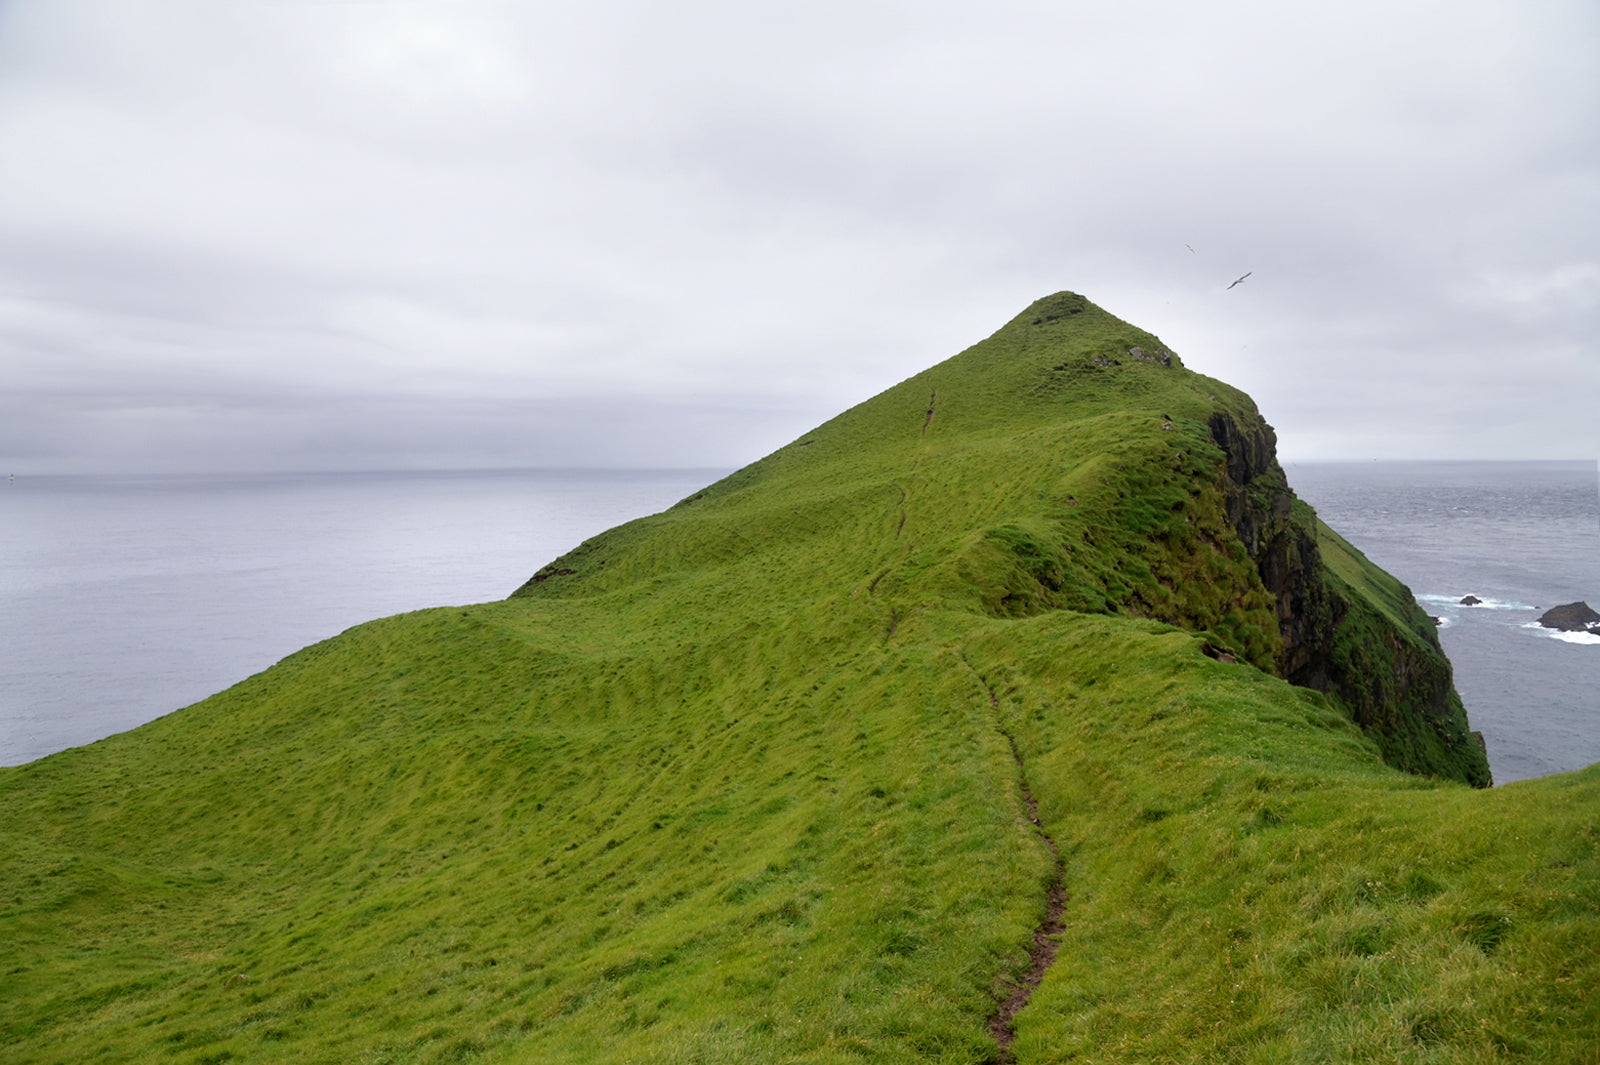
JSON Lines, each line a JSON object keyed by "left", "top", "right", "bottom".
{"left": 1, "top": 1, "right": 1595, "bottom": 474}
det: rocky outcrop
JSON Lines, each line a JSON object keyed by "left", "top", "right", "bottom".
{"left": 1209, "top": 408, "right": 1491, "bottom": 787}
{"left": 1461, "top": 595, "right": 1483, "bottom": 606}
{"left": 1207, "top": 410, "right": 1278, "bottom": 552}
{"left": 1539, "top": 601, "right": 1600, "bottom": 632}
{"left": 1208, "top": 410, "right": 1338, "bottom": 689}
{"left": 1126, "top": 345, "right": 1173, "bottom": 366}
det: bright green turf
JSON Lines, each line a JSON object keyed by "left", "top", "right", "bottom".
{"left": 2, "top": 294, "right": 1593, "bottom": 1063}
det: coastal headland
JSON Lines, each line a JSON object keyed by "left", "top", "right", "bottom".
{"left": 2, "top": 294, "right": 1594, "bottom": 1063}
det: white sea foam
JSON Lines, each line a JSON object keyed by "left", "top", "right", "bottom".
{"left": 1475, "top": 598, "right": 1536, "bottom": 611}
{"left": 1419, "top": 593, "right": 1534, "bottom": 611}
{"left": 1291, "top": 459, "right": 1600, "bottom": 783}
{"left": 1522, "top": 621, "right": 1600, "bottom": 645}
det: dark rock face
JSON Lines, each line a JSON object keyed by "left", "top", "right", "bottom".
{"left": 1208, "top": 411, "right": 1277, "bottom": 510}
{"left": 1461, "top": 595, "right": 1483, "bottom": 606}
{"left": 1208, "top": 408, "right": 1491, "bottom": 787}
{"left": 1208, "top": 410, "right": 1337, "bottom": 688}
{"left": 1539, "top": 601, "right": 1600, "bottom": 632}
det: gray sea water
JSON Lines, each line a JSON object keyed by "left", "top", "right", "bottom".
{"left": 0, "top": 469, "right": 723, "bottom": 767}
{"left": 1286, "top": 460, "right": 1600, "bottom": 784}
{"left": 4, "top": 463, "right": 1596, "bottom": 784}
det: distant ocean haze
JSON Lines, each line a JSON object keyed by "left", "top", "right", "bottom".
{"left": 0, "top": 469, "right": 726, "bottom": 767}
{"left": 3, "top": 462, "right": 1596, "bottom": 784}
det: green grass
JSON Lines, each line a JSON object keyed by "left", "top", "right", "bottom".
{"left": 2, "top": 293, "right": 1593, "bottom": 1063}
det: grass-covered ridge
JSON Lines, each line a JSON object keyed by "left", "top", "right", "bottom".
{"left": 2, "top": 293, "right": 1594, "bottom": 1063}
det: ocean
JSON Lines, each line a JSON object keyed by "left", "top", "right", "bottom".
{"left": 0, "top": 469, "right": 724, "bottom": 768}
{"left": 3, "top": 462, "right": 1596, "bottom": 784}
{"left": 1286, "top": 460, "right": 1600, "bottom": 784}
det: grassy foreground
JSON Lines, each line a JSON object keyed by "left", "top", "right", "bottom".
{"left": 3, "top": 295, "right": 1595, "bottom": 1063}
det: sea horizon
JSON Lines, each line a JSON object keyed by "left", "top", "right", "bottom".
{"left": 4, "top": 460, "right": 1596, "bottom": 782}
{"left": 0, "top": 466, "right": 731, "bottom": 768}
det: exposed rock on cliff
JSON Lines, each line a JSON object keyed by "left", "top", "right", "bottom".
{"left": 1208, "top": 410, "right": 1491, "bottom": 787}
{"left": 1207, "top": 410, "right": 1339, "bottom": 691}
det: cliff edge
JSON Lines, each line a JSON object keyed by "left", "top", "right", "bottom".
{"left": 1206, "top": 407, "right": 1491, "bottom": 785}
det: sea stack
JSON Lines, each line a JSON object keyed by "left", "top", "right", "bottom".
{"left": 1538, "top": 601, "right": 1600, "bottom": 632}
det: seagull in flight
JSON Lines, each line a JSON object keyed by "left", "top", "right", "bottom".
{"left": 1226, "top": 271, "right": 1252, "bottom": 290}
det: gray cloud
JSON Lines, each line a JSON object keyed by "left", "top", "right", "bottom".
{"left": 1, "top": 0, "right": 1595, "bottom": 473}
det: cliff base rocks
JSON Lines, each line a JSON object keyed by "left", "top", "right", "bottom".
{"left": 1539, "top": 601, "right": 1600, "bottom": 632}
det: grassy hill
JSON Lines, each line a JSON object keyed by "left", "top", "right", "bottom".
{"left": 2, "top": 294, "right": 1594, "bottom": 1063}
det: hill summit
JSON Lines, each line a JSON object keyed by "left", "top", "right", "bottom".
{"left": 3, "top": 293, "right": 1594, "bottom": 1064}
{"left": 517, "top": 291, "right": 1488, "bottom": 788}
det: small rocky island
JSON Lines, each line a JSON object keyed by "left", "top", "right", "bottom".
{"left": 1538, "top": 601, "right": 1600, "bottom": 632}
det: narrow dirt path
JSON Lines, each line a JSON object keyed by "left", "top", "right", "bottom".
{"left": 961, "top": 657, "right": 1068, "bottom": 1064}
{"left": 989, "top": 731, "right": 1067, "bottom": 1063}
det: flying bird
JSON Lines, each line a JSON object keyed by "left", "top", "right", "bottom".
{"left": 1226, "top": 271, "right": 1252, "bottom": 290}
{"left": 1185, "top": 244, "right": 1196, "bottom": 254}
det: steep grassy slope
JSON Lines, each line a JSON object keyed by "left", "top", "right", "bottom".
{"left": 2, "top": 294, "right": 1592, "bottom": 1064}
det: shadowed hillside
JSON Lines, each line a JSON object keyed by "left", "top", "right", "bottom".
{"left": 2, "top": 294, "right": 1592, "bottom": 1064}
